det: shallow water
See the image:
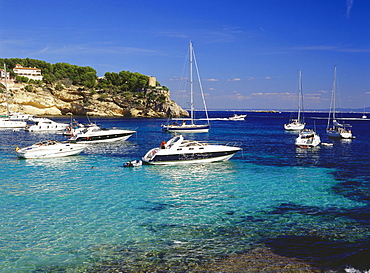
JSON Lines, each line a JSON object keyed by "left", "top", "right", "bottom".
{"left": 1, "top": 111, "right": 369, "bottom": 272}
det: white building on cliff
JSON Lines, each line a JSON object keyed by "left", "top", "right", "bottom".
{"left": 13, "top": 64, "right": 43, "bottom": 81}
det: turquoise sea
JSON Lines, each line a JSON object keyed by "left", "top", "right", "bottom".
{"left": 1, "top": 111, "right": 369, "bottom": 272}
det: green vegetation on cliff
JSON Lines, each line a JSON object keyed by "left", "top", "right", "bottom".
{"left": 0, "top": 58, "right": 186, "bottom": 117}
{"left": 0, "top": 58, "right": 168, "bottom": 92}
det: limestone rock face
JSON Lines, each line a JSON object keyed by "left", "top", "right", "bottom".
{"left": 0, "top": 83, "right": 189, "bottom": 118}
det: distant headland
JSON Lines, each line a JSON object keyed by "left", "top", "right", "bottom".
{"left": 0, "top": 58, "right": 189, "bottom": 117}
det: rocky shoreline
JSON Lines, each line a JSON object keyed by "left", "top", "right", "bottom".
{"left": 0, "top": 82, "right": 189, "bottom": 118}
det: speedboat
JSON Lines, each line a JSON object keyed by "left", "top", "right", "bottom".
{"left": 68, "top": 125, "right": 136, "bottom": 143}
{"left": 228, "top": 114, "right": 247, "bottom": 121}
{"left": 295, "top": 129, "right": 321, "bottom": 148}
{"left": 142, "top": 135, "right": 241, "bottom": 165}
{"left": 25, "top": 118, "right": 69, "bottom": 132}
{"left": 16, "top": 140, "right": 86, "bottom": 159}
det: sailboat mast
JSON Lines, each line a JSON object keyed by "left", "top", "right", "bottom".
{"left": 189, "top": 41, "right": 194, "bottom": 124}
{"left": 297, "top": 70, "right": 302, "bottom": 123}
{"left": 333, "top": 65, "right": 337, "bottom": 121}
{"left": 3, "top": 64, "right": 10, "bottom": 116}
{"left": 327, "top": 65, "right": 337, "bottom": 130}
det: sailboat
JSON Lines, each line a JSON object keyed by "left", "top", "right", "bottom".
{"left": 0, "top": 64, "right": 27, "bottom": 128}
{"left": 284, "top": 70, "right": 305, "bottom": 131}
{"left": 362, "top": 106, "right": 367, "bottom": 119}
{"left": 161, "top": 42, "right": 210, "bottom": 133}
{"left": 326, "top": 66, "right": 354, "bottom": 139}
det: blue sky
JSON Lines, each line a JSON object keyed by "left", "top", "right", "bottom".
{"left": 1, "top": 0, "right": 369, "bottom": 110}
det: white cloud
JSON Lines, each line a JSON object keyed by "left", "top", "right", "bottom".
{"left": 228, "top": 78, "right": 242, "bottom": 82}
{"left": 346, "top": 0, "right": 354, "bottom": 19}
{"left": 204, "top": 78, "right": 219, "bottom": 82}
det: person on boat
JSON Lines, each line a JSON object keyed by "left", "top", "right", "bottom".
{"left": 161, "top": 141, "right": 166, "bottom": 149}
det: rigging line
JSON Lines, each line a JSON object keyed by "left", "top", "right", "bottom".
{"left": 192, "top": 45, "right": 210, "bottom": 124}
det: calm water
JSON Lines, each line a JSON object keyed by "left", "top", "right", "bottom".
{"left": 1, "top": 111, "right": 369, "bottom": 272}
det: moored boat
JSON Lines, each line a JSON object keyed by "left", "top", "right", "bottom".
{"left": 123, "top": 160, "right": 143, "bottom": 167}
{"left": 161, "top": 42, "right": 210, "bottom": 133}
{"left": 295, "top": 129, "right": 321, "bottom": 148}
{"left": 25, "top": 117, "right": 69, "bottom": 132}
{"left": 326, "top": 66, "right": 354, "bottom": 139}
{"left": 68, "top": 125, "right": 136, "bottom": 143}
{"left": 142, "top": 135, "right": 241, "bottom": 165}
{"left": 284, "top": 71, "right": 305, "bottom": 131}
{"left": 16, "top": 140, "right": 86, "bottom": 159}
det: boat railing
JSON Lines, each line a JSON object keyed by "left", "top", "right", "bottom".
{"left": 200, "top": 140, "right": 242, "bottom": 147}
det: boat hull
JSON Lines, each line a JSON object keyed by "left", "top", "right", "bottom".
{"left": 25, "top": 118, "right": 69, "bottom": 132}
{"left": 327, "top": 129, "right": 354, "bottom": 139}
{"left": 295, "top": 134, "right": 321, "bottom": 147}
{"left": 284, "top": 122, "right": 305, "bottom": 131}
{"left": 69, "top": 130, "right": 135, "bottom": 143}
{"left": 0, "top": 119, "right": 27, "bottom": 128}
{"left": 161, "top": 124, "right": 210, "bottom": 133}
{"left": 16, "top": 143, "right": 86, "bottom": 159}
{"left": 142, "top": 147, "right": 240, "bottom": 165}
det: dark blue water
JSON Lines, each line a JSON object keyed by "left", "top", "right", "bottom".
{"left": 0, "top": 111, "right": 369, "bottom": 272}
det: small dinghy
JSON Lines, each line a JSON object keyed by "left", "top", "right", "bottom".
{"left": 124, "top": 160, "right": 142, "bottom": 167}
{"left": 321, "top": 142, "right": 334, "bottom": 147}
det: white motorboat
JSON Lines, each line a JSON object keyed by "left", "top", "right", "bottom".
{"left": 68, "top": 125, "right": 136, "bottom": 143}
{"left": 25, "top": 117, "right": 69, "bottom": 132}
{"left": 228, "top": 114, "right": 247, "bottom": 121}
{"left": 0, "top": 118, "right": 26, "bottom": 128}
{"left": 295, "top": 129, "right": 321, "bottom": 148}
{"left": 284, "top": 71, "right": 305, "bottom": 131}
{"left": 8, "top": 112, "right": 34, "bottom": 121}
{"left": 326, "top": 66, "right": 354, "bottom": 139}
{"left": 16, "top": 140, "right": 86, "bottom": 159}
{"left": 142, "top": 135, "right": 241, "bottom": 165}
{"left": 162, "top": 42, "right": 210, "bottom": 133}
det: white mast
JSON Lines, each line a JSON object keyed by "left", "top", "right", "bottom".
{"left": 3, "top": 64, "right": 10, "bottom": 116}
{"left": 327, "top": 65, "right": 337, "bottom": 130}
{"left": 297, "top": 70, "right": 303, "bottom": 123}
{"left": 189, "top": 41, "right": 194, "bottom": 125}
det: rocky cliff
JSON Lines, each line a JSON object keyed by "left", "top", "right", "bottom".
{"left": 0, "top": 83, "right": 189, "bottom": 118}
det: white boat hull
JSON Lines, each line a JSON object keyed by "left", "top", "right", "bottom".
{"left": 295, "top": 130, "right": 321, "bottom": 147}
{"left": 142, "top": 135, "right": 240, "bottom": 165}
{"left": 143, "top": 153, "right": 237, "bottom": 165}
{"left": 327, "top": 129, "right": 353, "bottom": 139}
{"left": 16, "top": 141, "right": 86, "bottom": 159}
{"left": 0, "top": 119, "right": 27, "bottom": 128}
{"left": 284, "top": 122, "right": 305, "bottom": 131}
{"left": 26, "top": 118, "right": 69, "bottom": 132}
{"left": 69, "top": 129, "right": 136, "bottom": 143}
{"left": 161, "top": 124, "right": 210, "bottom": 133}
